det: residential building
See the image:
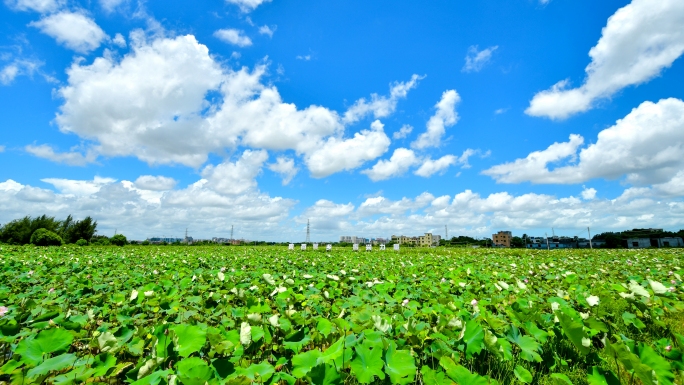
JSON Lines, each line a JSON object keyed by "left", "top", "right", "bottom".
{"left": 391, "top": 233, "right": 440, "bottom": 247}
{"left": 492, "top": 231, "right": 512, "bottom": 248}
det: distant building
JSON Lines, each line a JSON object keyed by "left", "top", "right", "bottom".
{"left": 492, "top": 231, "right": 512, "bottom": 248}
{"left": 627, "top": 238, "right": 652, "bottom": 249}
{"left": 658, "top": 237, "right": 684, "bottom": 247}
{"left": 148, "top": 237, "right": 183, "bottom": 244}
{"left": 391, "top": 233, "right": 440, "bottom": 247}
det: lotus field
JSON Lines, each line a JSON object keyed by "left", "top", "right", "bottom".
{"left": 0, "top": 246, "right": 683, "bottom": 385}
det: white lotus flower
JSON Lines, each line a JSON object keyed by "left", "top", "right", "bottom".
{"left": 581, "top": 337, "right": 591, "bottom": 348}
{"left": 303, "top": 274, "right": 313, "bottom": 279}
{"left": 586, "top": 295, "right": 600, "bottom": 307}
{"left": 144, "top": 290, "right": 154, "bottom": 297}
{"left": 263, "top": 274, "right": 276, "bottom": 285}
{"left": 240, "top": 322, "right": 251, "bottom": 346}
{"left": 268, "top": 314, "right": 279, "bottom": 327}
{"left": 217, "top": 272, "right": 225, "bottom": 281}
{"left": 130, "top": 290, "right": 138, "bottom": 301}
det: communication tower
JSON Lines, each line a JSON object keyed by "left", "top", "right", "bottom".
{"left": 306, "top": 219, "right": 310, "bottom": 243}
{"left": 230, "top": 225, "right": 234, "bottom": 241}
{"left": 445, "top": 225, "right": 448, "bottom": 241}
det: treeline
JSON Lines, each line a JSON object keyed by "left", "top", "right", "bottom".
{"left": 0, "top": 215, "right": 127, "bottom": 246}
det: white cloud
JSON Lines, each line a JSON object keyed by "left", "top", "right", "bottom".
{"left": 25, "top": 144, "right": 97, "bottom": 166}
{"left": 343, "top": 74, "right": 423, "bottom": 124}
{"left": 5, "top": 0, "right": 62, "bottom": 13}
{"left": 112, "top": 33, "right": 126, "bottom": 47}
{"left": 134, "top": 175, "right": 177, "bottom": 191}
{"left": 462, "top": 45, "right": 498, "bottom": 73}
{"left": 0, "top": 145, "right": 5, "bottom": 152}
{"left": 29, "top": 11, "right": 108, "bottom": 53}
{"left": 268, "top": 156, "right": 298, "bottom": 185}
{"left": 296, "top": 54, "right": 311, "bottom": 61}
{"left": 361, "top": 148, "right": 418, "bottom": 181}
{"left": 298, "top": 200, "right": 355, "bottom": 232}
{"left": 305, "top": 120, "right": 390, "bottom": 178}
{"left": 526, "top": 0, "right": 684, "bottom": 119}
{"left": 201, "top": 150, "right": 268, "bottom": 195}
{"left": 414, "top": 155, "right": 457, "bottom": 177}
{"left": 0, "top": 59, "right": 40, "bottom": 85}
{"left": 258, "top": 25, "right": 276, "bottom": 38}
{"left": 411, "top": 90, "right": 460, "bottom": 149}
{"left": 99, "top": 0, "right": 126, "bottom": 12}
{"left": 225, "top": 0, "right": 271, "bottom": 13}
{"left": 494, "top": 108, "right": 508, "bottom": 115}
{"left": 485, "top": 98, "right": 684, "bottom": 185}
{"left": 42, "top": 176, "right": 116, "bottom": 196}
{"left": 392, "top": 124, "right": 413, "bottom": 140}
{"left": 214, "top": 28, "right": 252, "bottom": 47}
{"left": 581, "top": 187, "right": 597, "bottom": 200}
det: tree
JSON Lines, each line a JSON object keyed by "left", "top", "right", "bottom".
{"left": 75, "top": 239, "right": 88, "bottom": 246}
{"left": 511, "top": 236, "right": 525, "bottom": 248}
{"left": 0, "top": 215, "right": 61, "bottom": 245}
{"left": 30, "top": 228, "right": 63, "bottom": 246}
{"left": 111, "top": 234, "right": 127, "bottom": 246}
{"left": 91, "top": 235, "right": 111, "bottom": 246}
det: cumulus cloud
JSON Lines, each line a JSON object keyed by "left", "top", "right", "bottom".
{"left": 361, "top": 148, "right": 418, "bottom": 181}
{"left": 258, "top": 25, "right": 276, "bottom": 38}
{"left": 54, "top": 34, "right": 395, "bottom": 178}
{"left": 201, "top": 149, "right": 268, "bottom": 195}
{"left": 298, "top": 200, "right": 355, "bottom": 232}
{"left": 581, "top": 187, "right": 597, "bottom": 200}
{"left": 42, "top": 176, "right": 116, "bottom": 196}
{"left": 0, "top": 175, "right": 295, "bottom": 239}
{"left": 29, "top": 11, "right": 108, "bottom": 53}
{"left": 526, "top": 0, "right": 684, "bottom": 119}
{"left": 25, "top": 144, "right": 97, "bottom": 166}
{"left": 112, "top": 33, "right": 126, "bottom": 47}
{"left": 225, "top": 0, "right": 271, "bottom": 13}
{"left": 462, "top": 45, "right": 498, "bottom": 73}
{"left": 411, "top": 90, "right": 460, "bottom": 149}
{"left": 485, "top": 98, "right": 684, "bottom": 185}
{"left": 392, "top": 124, "right": 413, "bottom": 140}
{"left": 214, "top": 28, "right": 252, "bottom": 47}
{"left": 268, "top": 156, "right": 298, "bottom": 185}
{"left": 305, "top": 120, "right": 390, "bottom": 178}
{"left": 4, "top": 0, "right": 62, "bottom": 13}
{"left": 343, "top": 74, "right": 423, "bottom": 124}
{"left": 414, "top": 155, "right": 457, "bottom": 177}
{"left": 134, "top": 175, "right": 177, "bottom": 191}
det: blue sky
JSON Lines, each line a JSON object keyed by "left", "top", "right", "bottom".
{"left": 1, "top": 0, "right": 684, "bottom": 241}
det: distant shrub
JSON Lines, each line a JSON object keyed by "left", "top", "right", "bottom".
{"left": 30, "top": 228, "right": 63, "bottom": 246}
{"left": 75, "top": 239, "right": 88, "bottom": 246}
{"left": 111, "top": 234, "right": 127, "bottom": 246}
{"left": 141, "top": 240, "right": 150, "bottom": 245}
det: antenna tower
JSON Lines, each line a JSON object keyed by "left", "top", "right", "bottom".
{"left": 445, "top": 225, "right": 448, "bottom": 240}
{"left": 306, "top": 219, "right": 311, "bottom": 243}
{"left": 185, "top": 228, "right": 188, "bottom": 239}
{"left": 230, "top": 225, "right": 234, "bottom": 241}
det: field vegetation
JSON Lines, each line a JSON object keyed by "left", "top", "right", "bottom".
{"left": 0, "top": 246, "right": 682, "bottom": 385}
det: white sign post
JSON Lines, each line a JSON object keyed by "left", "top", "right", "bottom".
{"left": 313, "top": 243, "right": 319, "bottom": 250}
{"left": 288, "top": 243, "right": 294, "bottom": 250}
{"left": 301, "top": 243, "right": 307, "bottom": 251}
{"left": 394, "top": 244, "right": 400, "bottom": 251}
{"left": 326, "top": 244, "right": 332, "bottom": 251}
{"left": 366, "top": 244, "right": 372, "bottom": 251}
{"left": 380, "top": 244, "right": 386, "bottom": 250}
{"left": 353, "top": 244, "right": 359, "bottom": 251}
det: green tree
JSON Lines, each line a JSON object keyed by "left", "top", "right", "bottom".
{"left": 511, "top": 236, "right": 525, "bottom": 248}
{"left": 110, "top": 234, "right": 127, "bottom": 246}
{"left": 90, "top": 235, "right": 111, "bottom": 246}
{"left": 75, "top": 239, "right": 88, "bottom": 246}
{"left": 30, "top": 228, "right": 63, "bottom": 246}
{"left": 0, "top": 215, "right": 61, "bottom": 245}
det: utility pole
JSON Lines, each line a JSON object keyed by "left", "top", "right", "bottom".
{"left": 445, "top": 225, "right": 448, "bottom": 242}
{"left": 588, "top": 227, "right": 593, "bottom": 249}
{"left": 545, "top": 232, "right": 550, "bottom": 251}
{"left": 306, "top": 219, "right": 310, "bottom": 244}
